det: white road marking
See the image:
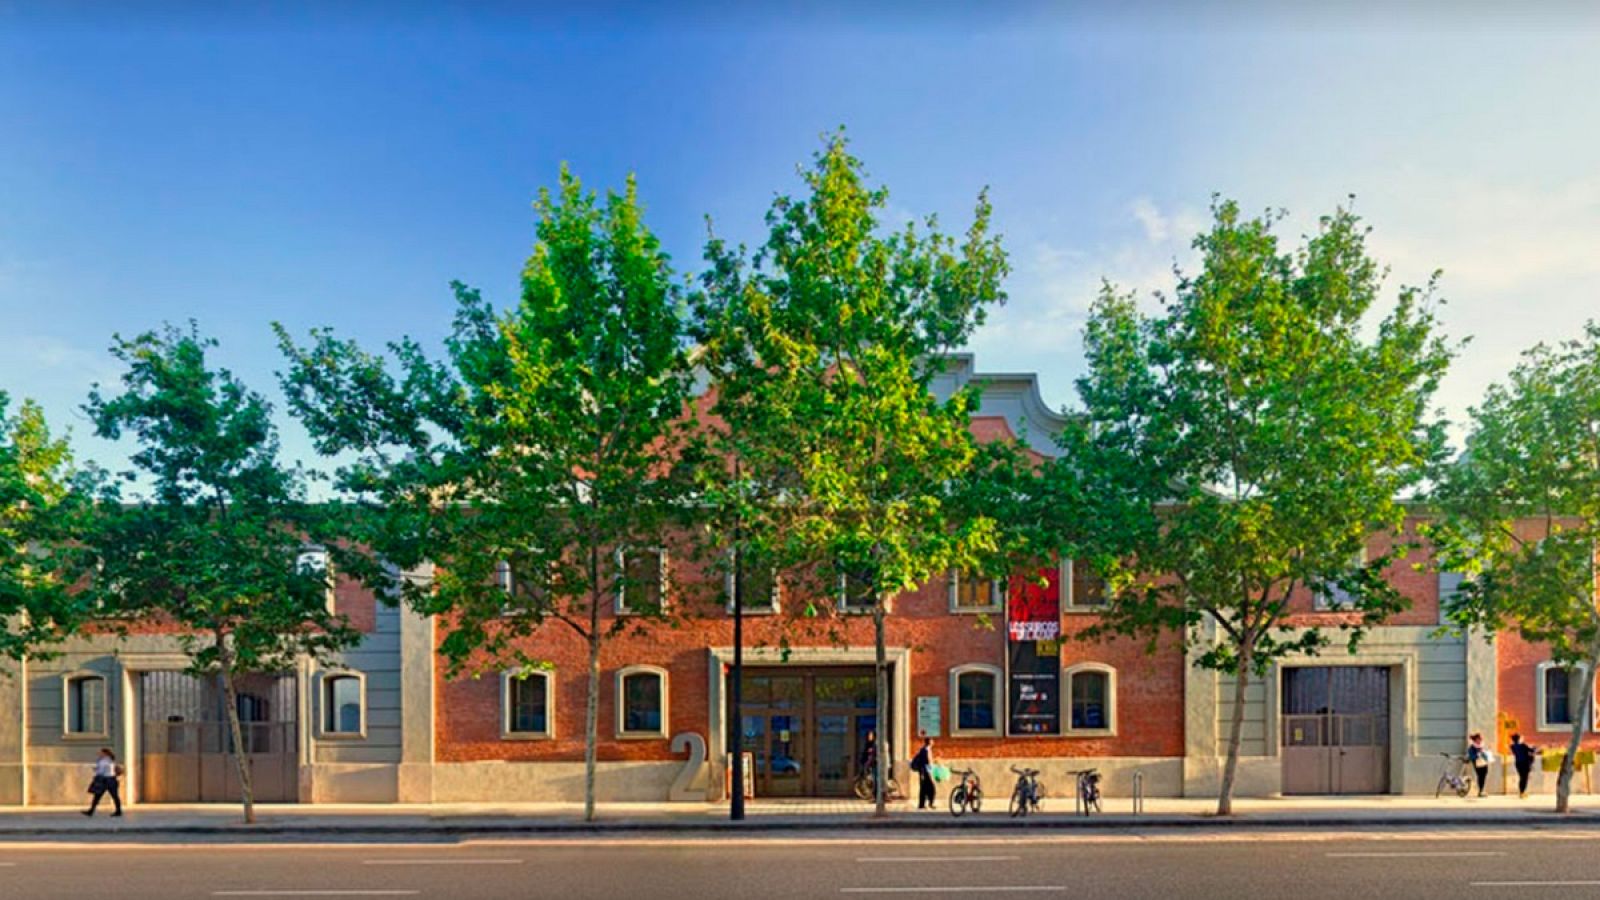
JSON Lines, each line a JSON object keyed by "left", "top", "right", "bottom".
{"left": 363, "top": 859, "right": 522, "bottom": 866}
{"left": 857, "top": 856, "right": 1022, "bottom": 863}
{"left": 1331, "top": 845, "right": 1504, "bottom": 851}
{"left": 213, "top": 893, "right": 421, "bottom": 897}
{"left": 1473, "top": 882, "right": 1600, "bottom": 888}
{"left": 841, "top": 888, "right": 1066, "bottom": 895}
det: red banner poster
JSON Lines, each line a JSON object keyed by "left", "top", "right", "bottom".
{"left": 1007, "top": 568, "right": 1061, "bottom": 736}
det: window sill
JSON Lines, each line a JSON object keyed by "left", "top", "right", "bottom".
{"left": 1064, "top": 728, "right": 1116, "bottom": 738}
{"left": 61, "top": 732, "right": 110, "bottom": 742}
{"left": 316, "top": 731, "right": 368, "bottom": 741}
{"left": 949, "top": 607, "right": 1002, "bottom": 616}
{"left": 500, "top": 731, "right": 554, "bottom": 742}
{"left": 727, "top": 606, "right": 781, "bottom": 616}
{"left": 615, "top": 731, "right": 668, "bottom": 741}
{"left": 948, "top": 728, "right": 1002, "bottom": 738}
{"left": 1062, "top": 607, "right": 1107, "bottom": 615}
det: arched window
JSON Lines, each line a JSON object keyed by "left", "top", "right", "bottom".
{"left": 502, "top": 669, "right": 554, "bottom": 739}
{"left": 949, "top": 665, "right": 1002, "bottom": 735}
{"left": 1064, "top": 664, "right": 1117, "bottom": 734}
{"left": 321, "top": 672, "right": 366, "bottom": 738}
{"left": 616, "top": 666, "right": 668, "bottom": 738}
{"left": 62, "top": 672, "right": 108, "bottom": 738}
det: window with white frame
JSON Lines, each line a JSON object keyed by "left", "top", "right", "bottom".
{"left": 950, "top": 665, "right": 1001, "bottom": 734}
{"left": 497, "top": 552, "right": 554, "bottom": 617}
{"left": 949, "top": 571, "right": 1004, "bottom": 613}
{"left": 837, "top": 565, "right": 876, "bottom": 613}
{"left": 726, "top": 549, "right": 780, "bottom": 613}
{"left": 616, "top": 548, "right": 667, "bottom": 615}
{"left": 297, "top": 546, "right": 335, "bottom": 611}
{"left": 616, "top": 666, "right": 668, "bottom": 738}
{"left": 1064, "top": 559, "right": 1108, "bottom": 610}
{"left": 63, "top": 672, "right": 107, "bottom": 738}
{"left": 1065, "top": 664, "right": 1115, "bottom": 733}
{"left": 1537, "top": 662, "right": 1592, "bottom": 731}
{"left": 1314, "top": 547, "right": 1368, "bottom": 610}
{"left": 494, "top": 559, "right": 515, "bottom": 594}
{"left": 322, "top": 672, "right": 365, "bottom": 737}
{"left": 502, "top": 669, "right": 553, "bottom": 738}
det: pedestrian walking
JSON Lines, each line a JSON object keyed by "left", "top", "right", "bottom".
{"left": 1466, "top": 732, "right": 1492, "bottom": 798}
{"left": 910, "top": 737, "right": 936, "bottom": 810}
{"left": 82, "top": 747, "right": 123, "bottom": 817}
{"left": 1509, "top": 733, "right": 1541, "bottom": 798}
{"left": 859, "top": 730, "right": 878, "bottom": 777}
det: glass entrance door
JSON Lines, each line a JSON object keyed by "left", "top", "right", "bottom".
{"left": 735, "top": 667, "right": 888, "bottom": 797}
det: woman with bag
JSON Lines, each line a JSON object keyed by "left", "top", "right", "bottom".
{"left": 1466, "top": 732, "right": 1492, "bottom": 798}
{"left": 910, "top": 738, "right": 937, "bottom": 810}
{"left": 82, "top": 747, "right": 123, "bottom": 817}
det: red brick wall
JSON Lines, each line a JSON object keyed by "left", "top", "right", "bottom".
{"left": 1496, "top": 630, "right": 1600, "bottom": 752}
{"left": 1283, "top": 516, "right": 1440, "bottom": 627}
{"left": 434, "top": 560, "right": 1187, "bottom": 762}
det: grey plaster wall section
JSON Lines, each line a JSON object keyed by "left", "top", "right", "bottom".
{"left": 396, "top": 580, "right": 436, "bottom": 803}
{"left": 313, "top": 601, "right": 404, "bottom": 765}
{"left": 928, "top": 354, "right": 1068, "bottom": 456}
{"left": 0, "top": 656, "right": 25, "bottom": 804}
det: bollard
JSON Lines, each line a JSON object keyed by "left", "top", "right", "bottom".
{"left": 1132, "top": 770, "right": 1144, "bottom": 815}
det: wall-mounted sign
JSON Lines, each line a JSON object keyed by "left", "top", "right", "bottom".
{"left": 917, "top": 696, "right": 941, "bottom": 738}
{"left": 1007, "top": 570, "right": 1061, "bottom": 736}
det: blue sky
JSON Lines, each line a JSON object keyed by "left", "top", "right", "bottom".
{"left": 3, "top": 3, "right": 1599, "bottom": 472}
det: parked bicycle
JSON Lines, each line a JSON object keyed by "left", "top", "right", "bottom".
{"left": 948, "top": 768, "right": 982, "bottom": 817}
{"left": 1008, "top": 766, "right": 1044, "bottom": 818}
{"left": 1068, "top": 768, "right": 1102, "bottom": 815}
{"left": 853, "top": 769, "right": 903, "bottom": 802}
{"left": 1434, "top": 752, "right": 1473, "bottom": 799}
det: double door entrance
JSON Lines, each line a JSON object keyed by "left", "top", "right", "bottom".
{"left": 1281, "top": 666, "right": 1391, "bottom": 795}
{"left": 734, "top": 667, "right": 889, "bottom": 798}
{"left": 137, "top": 671, "right": 300, "bottom": 803}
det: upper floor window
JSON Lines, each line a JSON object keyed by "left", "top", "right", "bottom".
{"left": 296, "top": 546, "right": 335, "bottom": 611}
{"left": 949, "top": 571, "right": 1004, "bottom": 614}
{"left": 616, "top": 666, "right": 668, "bottom": 738}
{"left": 616, "top": 548, "right": 667, "bottom": 615}
{"left": 838, "top": 565, "right": 876, "bottom": 614}
{"left": 322, "top": 672, "right": 365, "bottom": 737}
{"left": 1065, "top": 664, "right": 1116, "bottom": 733}
{"left": 63, "top": 673, "right": 107, "bottom": 738}
{"left": 1065, "top": 559, "right": 1108, "bottom": 610}
{"left": 1314, "top": 548, "right": 1368, "bottom": 610}
{"left": 726, "top": 549, "right": 780, "bottom": 613}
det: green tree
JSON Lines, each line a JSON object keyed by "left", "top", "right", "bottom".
{"left": 0, "top": 393, "right": 91, "bottom": 661}
{"left": 1430, "top": 322, "right": 1600, "bottom": 813}
{"left": 1063, "top": 201, "right": 1453, "bottom": 815}
{"left": 276, "top": 168, "right": 698, "bottom": 822}
{"left": 84, "top": 325, "right": 360, "bottom": 824}
{"left": 696, "top": 135, "right": 1008, "bottom": 815}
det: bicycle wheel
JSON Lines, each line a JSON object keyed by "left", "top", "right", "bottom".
{"left": 1009, "top": 787, "right": 1027, "bottom": 818}
{"left": 969, "top": 787, "right": 982, "bottom": 814}
{"left": 1435, "top": 774, "right": 1449, "bottom": 799}
{"left": 1089, "top": 790, "right": 1102, "bottom": 814}
{"left": 1455, "top": 778, "right": 1472, "bottom": 799}
{"left": 949, "top": 786, "right": 967, "bottom": 817}
{"left": 854, "top": 775, "right": 873, "bottom": 801}
{"left": 885, "top": 775, "right": 901, "bottom": 799}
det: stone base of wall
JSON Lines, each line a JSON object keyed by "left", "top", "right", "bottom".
{"left": 430, "top": 761, "right": 685, "bottom": 803}
{"left": 925, "top": 757, "right": 1182, "bottom": 804}
{"left": 304, "top": 764, "right": 399, "bottom": 803}
{"left": 0, "top": 763, "right": 23, "bottom": 806}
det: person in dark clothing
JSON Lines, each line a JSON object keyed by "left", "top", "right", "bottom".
{"left": 1509, "top": 733, "right": 1541, "bottom": 798}
{"left": 910, "top": 738, "right": 936, "bottom": 810}
{"left": 1466, "top": 732, "right": 1492, "bottom": 797}
{"left": 82, "top": 747, "right": 123, "bottom": 817}
{"left": 859, "top": 730, "right": 878, "bottom": 776}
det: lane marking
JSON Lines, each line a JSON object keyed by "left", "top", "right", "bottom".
{"left": 363, "top": 859, "right": 521, "bottom": 866}
{"left": 1331, "top": 845, "right": 1504, "bottom": 851}
{"left": 857, "top": 856, "right": 1022, "bottom": 863}
{"left": 1473, "top": 882, "right": 1600, "bottom": 888}
{"left": 213, "top": 893, "right": 422, "bottom": 897}
{"left": 841, "top": 888, "right": 1066, "bottom": 895}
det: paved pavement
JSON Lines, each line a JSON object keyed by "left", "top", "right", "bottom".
{"left": 3, "top": 793, "right": 1600, "bottom": 839}
{"left": 4, "top": 829, "right": 1600, "bottom": 898}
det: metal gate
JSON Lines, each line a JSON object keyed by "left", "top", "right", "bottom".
{"left": 138, "top": 671, "right": 299, "bottom": 803}
{"left": 1281, "top": 666, "right": 1391, "bottom": 794}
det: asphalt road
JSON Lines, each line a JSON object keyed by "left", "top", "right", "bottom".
{"left": 4, "top": 829, "right": 1600, "bottom": 899}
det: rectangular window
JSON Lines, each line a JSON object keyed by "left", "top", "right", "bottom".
{"left": 1070, "top": 671, "right": 1110, "bottom": 730}
{"left": 1067, "top": 560, "right": 1107, "bottom": 609}
{"left": 1546, "top": 667, "right": 1574, "bottom": 726}
{"left": 621, "top": 671, "right": 664, "bottom": 735}
{"left": 324, "top": 675, "right": 363, "bottom": 735}
{"left": 950, "top": 571, "right": 1003, "bottom": 612}
{"left": 67, "top": 676, "right": 106, "bottom": 736}
{"left": 729, "top": 550, "right": 779, "bottom": 612}
{"left": 509, "top": 674, "right": 549, "bottom": 735}
{"left": 618, "top": 549, "right": 665, "bottom": 614}
{"left": 839, "top": 566, "right": 875, "bottom": 613}
{"left": 1314, "top": 548, "right": 1368, "bottom": 610}
{"left": 956, "top": 670, "right": 998, "bottom": 732}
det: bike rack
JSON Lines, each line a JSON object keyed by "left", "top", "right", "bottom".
{"left": 1132, "top": 770, "right": 1145, "bottom": 815}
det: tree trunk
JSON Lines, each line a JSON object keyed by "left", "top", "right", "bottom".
{"left": 873, "top": 598, "right": 888, "bottom": 818}
{"left": 218, "top": 652, "right": 256, "bottom": 825}
{"left": 1216, "top": 644, "right": 1253, "bottom": 817}
{"left": 1555, "top": 645, "right": 1600, "bottom": 813}
{"left": 584, "top": 545, "right": 601, "bottom": 823}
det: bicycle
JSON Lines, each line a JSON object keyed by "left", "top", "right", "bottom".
{"left": 853, "top": 768, "right": 903, "bottom": 802}
{"left": 948, "top": 768, "right": 982, "bottom": 817}
{"left": 1067, "top": 767, "right": 1102, "bottom": 815}
{"left": 1008, "top": 766, "right": 1044, "bottom": 818}
{"left": 1434, "top": 752, "right": 1473, "bottom": 799}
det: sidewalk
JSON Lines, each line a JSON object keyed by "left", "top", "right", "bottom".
{"left": 4, "top": 794, "right": 1600, "bottom": 839}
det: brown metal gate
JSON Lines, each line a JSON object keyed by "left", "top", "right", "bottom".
{"left": 1281, "top": 666, "right": 1390, "bottom": 794}
{"left": 138, "top": 671, "right": 300, "bottom": 803}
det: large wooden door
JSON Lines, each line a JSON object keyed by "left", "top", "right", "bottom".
{"left": 1281, "top": 666, "right": 1390, "bottom": 795}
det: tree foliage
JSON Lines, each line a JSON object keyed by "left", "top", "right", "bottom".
{"left": 83, "top": 324, "right": 361, "bottom": 823}
{"left": 1430, "top": 321, "right": 1600, "bottom": 813}
{"left": 277, "top": 167, "right": 699, "bottom": 821}
{"left": 695, "top": 133, "right": 1009, "bottom": 813}
{"left": 1061, "top": 200, "right": 1453, "bottom": 813}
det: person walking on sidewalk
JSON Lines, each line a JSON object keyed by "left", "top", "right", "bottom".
{"left": 1466, "top": 732, "right": 1493, "bottom": 798}
{"left": 82, "top": 747, "right": 123, "bottom": 817}
{"left": 910, "top": 738, "right": 936, "bottom": 810}
{"left": 1509, "top": 733, "right": 1541, "bottom": 798}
